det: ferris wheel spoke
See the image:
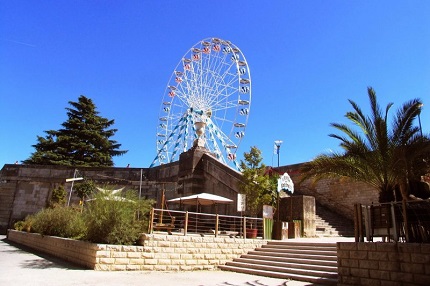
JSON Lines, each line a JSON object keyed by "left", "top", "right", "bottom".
{"left": 206, "top": 86, "right": 239, "bottom": 110}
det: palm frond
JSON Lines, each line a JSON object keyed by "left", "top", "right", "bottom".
{"left": 300, "top": 87, "right": 430, "bottom": 202}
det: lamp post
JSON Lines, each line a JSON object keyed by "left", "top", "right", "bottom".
{"left": 418, "top": 104, "right": 424, "bottom": 137}
{"left": 272, "top": 140, "right": 283, "bottom": 240}
{"left": 274, "top": 140, "right": 283, "bottom": 167}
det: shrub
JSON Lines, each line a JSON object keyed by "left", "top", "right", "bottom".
{"left": 48, "top": 185, "right": 67, "bottom": 208}
{"left": 15, "top": 188, "right": 153, "bottom": 245}
{"left": 14, "top": 215, "right": 36, "bottom": 232}
{"left": 30, "top": 206, "right": 86, "bottom": 239}
{"left": 74, "top": 180, "right": 96, "bottom": 201}
{"left": 13, "top": 220, "right": 25, "bottom": 231}
{"left": 84, "top": 191, "right": 152, "bottom": 245}
{"left": 13, "top": 215, "right": 35, "bottom": 232}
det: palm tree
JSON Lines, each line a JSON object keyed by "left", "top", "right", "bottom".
{"left": 301, "top": 87, "right": 430, "bottom": 203}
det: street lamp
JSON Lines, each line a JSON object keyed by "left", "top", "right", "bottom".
{"left": 273, "top": 140, "right": 283, "bottom": 239}
{"left": 418, "top": 104, "right": 424, "bottom": 137}
{"left": 274, "top": 140, "right": 283, "bottom": 167}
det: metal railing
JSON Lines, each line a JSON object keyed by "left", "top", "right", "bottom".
{"left": 354, "top": 199, "right": 430, "bottom": 243}
{"left": 148, "top": 208, "right": 264, "bottom": 239}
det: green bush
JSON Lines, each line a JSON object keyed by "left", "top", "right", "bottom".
{"left": 31, "top": 206, "right": 86, "bottom": 239}
{"left": 84, "top": 191, "right": 152, "bottom": 245}
{"left": 14, "top": 215, "right": 36, "bottom": 232}
{"left": 74, "top": 180, "right": 96, "bottom": 201}
{"left": 14, "top": 219, "right": 27, "bottom": 232}
{"left": 13, "top": 220, "right": 25, "bottom": 231}
{"left": 16, "top": 188, "right": 153, "bottom": 245}
{"left": 48, "top": 185, "right": 67, "bottom": 208}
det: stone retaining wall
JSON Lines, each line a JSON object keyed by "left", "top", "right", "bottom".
{"left": 337, "top": 242, "right": 430, "bottom": 285}
{"left": 7, "top": 230, "right": 266, "bottom": 271}
{"left": 7, "top": 230, "right": 99, "bottom": 269}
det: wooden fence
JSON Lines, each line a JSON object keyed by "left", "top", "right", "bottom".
{"left": 354, "top": 199, "right": 430, "bottom": 243}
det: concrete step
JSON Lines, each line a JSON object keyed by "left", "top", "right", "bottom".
{"left": 314, "top": 204, "right": 355, "bottom": 237}
{"left": 223, "top": 260, "right": 337, "bottom": 278}
{"left": 219, "top": 241, "right": 339, "bottom": 284}
{"left": 258, "top": 246, "right": 337, "bottom": 257}
{"left": 232, "top": 257, "right": 338, "bottom": 272}
{"left": 266, "top": 241, "right": 337, "bottom": 249}
{"left": 219, "top": 265, "right": 338, "bottom": 285}
{"left": 257, "top": 248, "right": 336, "bottom": 257}
{"left": 315, "top": 219, "right": 351, "bottom": 227}
{"left": 247, "top": 250, "right": 337, "bottom": 262}
{"left": 241, "top": 253, "right": 337, "bottom": 267}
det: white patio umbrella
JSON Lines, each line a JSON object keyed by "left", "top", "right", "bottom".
{"left": 167, "top": 192, "right": 233, "bottom": 206}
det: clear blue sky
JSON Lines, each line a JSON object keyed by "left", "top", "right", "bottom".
{"left": 1, "top": 1, "right": 429, "bottom": 169}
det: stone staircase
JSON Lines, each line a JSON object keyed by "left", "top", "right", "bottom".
{"left": 315, "top": 204, "right": 354, "bottom": 237}
{"left": 220, "top": 241, "right": 338, "bottom": 285}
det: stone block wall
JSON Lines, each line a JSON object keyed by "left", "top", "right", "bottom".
{"left": 7, "top": 230, "right": 266, "bottom": 271}
{"left": 0, "top": 180, "right": 16, "bottom": 234}
{"left": 2, "top": 158, "right": 387, "bottom": 234}
{"left": 337, "top": 242, "right": 430, "bottom": 285}
{"left": 278, "top": 164, "right": 380, "bottom": 221}
{"left": 8, "top": 229, "right": 99, "bottom": 269}
{"left": 138, "top": 233, "right": 266, "bottom": 271}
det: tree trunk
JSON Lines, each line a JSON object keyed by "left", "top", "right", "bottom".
{"left": 399, "top": 179, "right": 410, "bottom": 242}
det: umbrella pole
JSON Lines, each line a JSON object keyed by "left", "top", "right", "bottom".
{"left": 160, "top": 188, "right": 165, "bottom": 224}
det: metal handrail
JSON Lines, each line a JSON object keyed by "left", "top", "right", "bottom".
{"left": 149, "top": 208, "right": 264, "bottom": 239}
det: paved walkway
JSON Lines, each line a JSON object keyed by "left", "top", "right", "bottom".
{"left": 0, "top": 235, "right": 318, "bottom": 286}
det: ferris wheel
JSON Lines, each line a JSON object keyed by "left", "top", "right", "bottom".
{"left": 150, "top": 37, "right": 251, "bottom": 170}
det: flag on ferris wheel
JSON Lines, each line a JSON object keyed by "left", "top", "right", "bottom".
{"left": 202, "top": 47, "right": 210, "bottom": 54}
{"left": 227, "top": 153, "right": 236, "bottom": 160}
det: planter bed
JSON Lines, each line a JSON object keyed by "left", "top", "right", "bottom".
{"left": 7, "top": 230, "right": 266, "bottom": 271}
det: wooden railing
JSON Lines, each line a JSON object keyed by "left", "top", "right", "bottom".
{"left": 354, "top": 199, "right": 430, "bottom": 243}
{"left": 148, "top": 208, "right": 264, "bottom": 239}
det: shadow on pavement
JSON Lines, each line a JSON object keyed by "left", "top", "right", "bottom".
{"left": 1, "top": 237, "right": 86, "bottom": 270}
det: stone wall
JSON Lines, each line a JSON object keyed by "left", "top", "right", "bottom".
{"left": 278, "top": 164, "right": 380, "bottom": 221}
{"left": 0, "top": 150, "right": 245, "bottom": 233}
{"left": 8, "top": 229, "right": 101, "bottom": 269}
{"left": 337, "top": 242, "right": 430, "bottom": 285}
{"left": 199, "top": 153, "right": 243, "bottom": 216}
{"left": 2, "top": 153, "right": 386, "bottom": 234}
{"left": 7, "top": 230, "right": 266, "bottom": 271}
{"left": 138, "top": 233, "right": 266, "bottom": 271}
{"left": 0, "top": 163, "right": 188, "bottom": 233}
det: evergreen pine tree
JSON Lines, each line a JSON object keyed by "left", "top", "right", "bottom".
{"left": 23, "top": 96, "right": 127, "bottom": 166}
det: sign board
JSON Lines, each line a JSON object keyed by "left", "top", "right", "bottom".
{"left": 237, "top": 193, "right": 246, "bottom": 212}
{"left": 277, "top": 172, "right": 294, "bottom": 194}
